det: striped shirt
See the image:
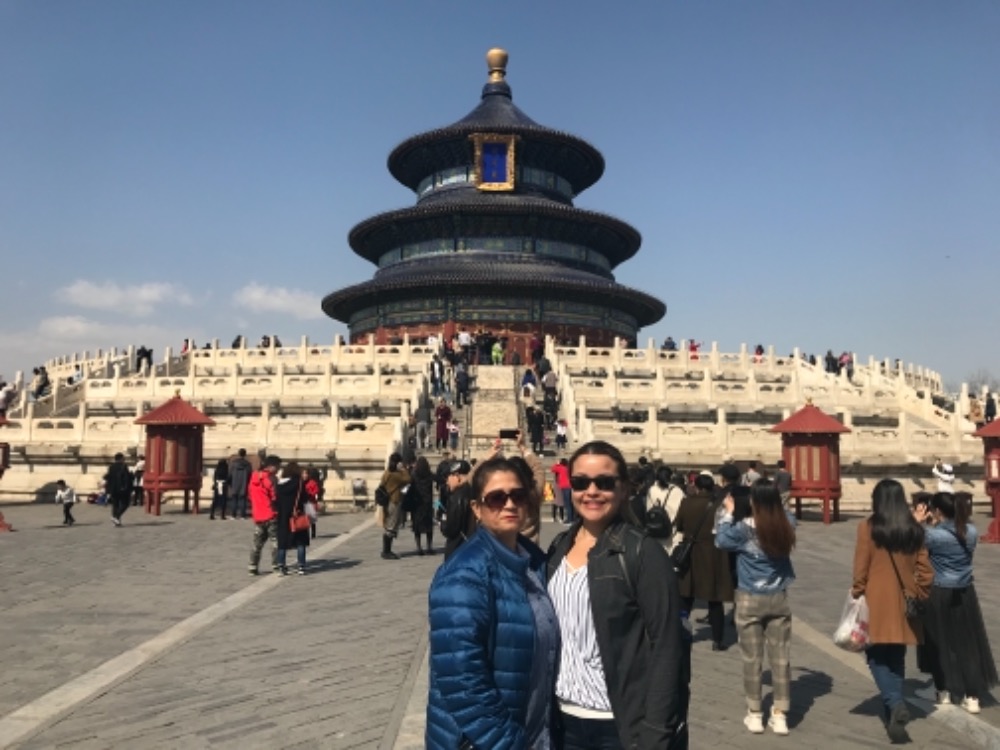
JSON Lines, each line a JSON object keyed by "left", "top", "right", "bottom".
{"left": 548, "top": 558, "right": 612, "bottom": 712}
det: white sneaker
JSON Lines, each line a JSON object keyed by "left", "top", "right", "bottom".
{"left": 915, "top": 686, "right": 951, "bottom": 705}
{"left": 768, "top": 710, "right": 789, "bottom": 736}
{"left": 961, "top": 696, "right": 981, "bottom": 714}
{"left": 743, "top": 711, "right": 765, "bottom": 734}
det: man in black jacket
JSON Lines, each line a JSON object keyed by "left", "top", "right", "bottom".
{"left": 105, "top": 453, "right": 133, "bottom": 527}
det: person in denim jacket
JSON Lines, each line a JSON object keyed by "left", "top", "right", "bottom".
{"left": 716, "top": 481, "right": 796, "bottom": 736}
{"left": 914, "top": 492, "right": 997, "bottom": 713}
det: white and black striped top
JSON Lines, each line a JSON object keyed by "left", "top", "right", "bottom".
{"left": 548, "top": 558, "right": 612, "bottom": 712}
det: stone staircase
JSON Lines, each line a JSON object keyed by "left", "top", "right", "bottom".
{"left": 466, "top": 366, "right": 520, "bottom": 453}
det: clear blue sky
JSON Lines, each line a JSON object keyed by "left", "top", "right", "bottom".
{"left": 1, "top": 1, "right": 996, "bottom": 387}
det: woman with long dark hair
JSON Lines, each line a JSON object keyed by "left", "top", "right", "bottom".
{"left": 274, "top": 462, "right": 309, "bottom": 575}
{"left": 410, "top": 456, "right": 436, "bottom": 555}
{"left": 674, "top": 473, "right": 734, "bottom": 651}
{"left": 426, "top": 456, "right": 558, "bottom": 749}
{"left": 716, "top": 481, "right": 796, "bottom": 736}
{"left": 915, "top": 491, "right": 997, "bottom": 713}
{"left": 852, "top": 479, "right": 933, "bottom": 743}
{"left": 547, "top": 440, "right": 688, "bottom": 749}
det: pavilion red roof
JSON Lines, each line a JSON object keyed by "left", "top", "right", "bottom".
{"left": 973, "top": 420, "right": 1000, "bottom": 439}
{"left": 135, "top": 395, "right": 215, "bottom": 426}
{"left": 770, "top": 403, "right": 850, "bottom": 434}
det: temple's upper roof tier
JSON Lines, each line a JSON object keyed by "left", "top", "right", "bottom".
{"left": 387, "top": 50, "right": 605, "bottom": 196}
{"left": 321, "top": 254, "right": 666, "bottom": 325}
{"left": 348, "top": 197, "right": 641, "bottom": 268}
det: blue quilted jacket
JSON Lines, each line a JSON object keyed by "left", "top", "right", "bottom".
{"left": 426, "top": 527, "right": 546, "bottom": 750}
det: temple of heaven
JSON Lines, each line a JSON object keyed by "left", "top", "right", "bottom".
{"left": 322, "top": 48, "right": 665, "bottom": 359}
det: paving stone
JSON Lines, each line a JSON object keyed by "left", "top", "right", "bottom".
{"left": 1, "top": 502, "right": 998, "bottom": 749}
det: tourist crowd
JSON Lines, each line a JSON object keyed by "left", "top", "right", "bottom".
{"left": 415, "top": 438, "right": 995, "bottom": 748}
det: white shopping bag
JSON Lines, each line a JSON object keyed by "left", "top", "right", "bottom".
{"left": 833, "top": 591, "right": 870, "bottom": 652}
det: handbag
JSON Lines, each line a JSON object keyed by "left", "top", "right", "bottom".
{"left": 374, "top": 485, "right": 390, "bottom": 508}
{"left": 289, "top": 482, "right": 311, "bottom": 534}
{"left": 887, "top": 549, "right": 925, "bottom": 619}
{"left": 670, "top": 502, "right": 714, "bottom": 575}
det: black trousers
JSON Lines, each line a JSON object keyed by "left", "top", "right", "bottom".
{"left": 111, "top": 493, "right": 130, "bottom": 521}
{"left": 682, "top": 597, "right": 724, "bottom": 644}
{"left": 62, "top": 503, "right": 75, "bottom": 524}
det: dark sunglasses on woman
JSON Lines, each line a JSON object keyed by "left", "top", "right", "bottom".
{"left": 480, "top": 487, "right": 531, "bottom": 510}
{"left": 569, "top": 475, "right": 618, "bottom": 492}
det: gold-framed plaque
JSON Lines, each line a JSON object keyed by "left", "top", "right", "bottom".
{"left": 470, "top": 133, "right": 517, "bottom": 191}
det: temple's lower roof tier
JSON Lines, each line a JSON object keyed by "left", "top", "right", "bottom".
{"left": 348, "top": 197, "right": 641, "bottom": 267}
{"left": 322, "top": 255, "right": 665, "bottom": 327}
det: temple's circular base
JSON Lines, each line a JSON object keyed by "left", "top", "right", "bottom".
{"left": 351, "top": 322, "right": 629, "bottom": 361}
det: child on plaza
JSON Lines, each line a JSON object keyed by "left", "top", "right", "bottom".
{"left": 55, "top": 480, "right": 77, "bottom": 526}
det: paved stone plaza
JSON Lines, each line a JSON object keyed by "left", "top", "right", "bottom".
{"left": 1, "top": 501, "right": 999, "bottom": 749}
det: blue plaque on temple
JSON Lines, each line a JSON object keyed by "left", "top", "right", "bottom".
{"left": 482, "top": 142, "right": 508, "bottom": 182}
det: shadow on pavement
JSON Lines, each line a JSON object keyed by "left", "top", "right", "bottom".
{"left": 308, "top": 557, "right": 361, "bottom": 573}
{"left": 788, "top": 667, "right": 833, "bottom": 727}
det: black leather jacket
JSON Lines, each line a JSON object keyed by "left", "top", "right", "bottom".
{"left": 547, "top": 520, "right": 689, "bottom": 749}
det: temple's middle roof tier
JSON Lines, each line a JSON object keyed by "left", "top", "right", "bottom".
{"left": 348, "top": 197, "right": 641, "bottom": 268}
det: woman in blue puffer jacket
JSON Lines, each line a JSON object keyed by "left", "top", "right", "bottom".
{"left": 426, "top": 456, "right": 559, "bottom": 750}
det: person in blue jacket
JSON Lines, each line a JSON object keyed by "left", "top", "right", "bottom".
{"left": 715, "top": 480, "right": 796, "bottom": 737}
{"left": 426, "top": 456, "right": 559, "bottom": 750}
{"left": 914, "top": 491, "right": 997, "bottom": 713}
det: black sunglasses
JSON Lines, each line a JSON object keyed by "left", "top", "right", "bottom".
{"left": 480, "top": 487, "right": 530, "bottom": 510}
{"left": 570, "top": 475, "right": 618, "bottom": 492}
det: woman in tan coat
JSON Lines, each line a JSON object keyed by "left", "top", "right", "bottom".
{"left": 852, "top": 479, "right": 933, "bottom": 744}
{"left": 675, "top": 473, "right": 734, "bottom": 650}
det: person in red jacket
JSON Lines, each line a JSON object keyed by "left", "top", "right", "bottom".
{"left": 551, "top": 458, "right": 574, "bottom": 525}
{"left": 248, "top": 455, "right": 282, "bottom": 576}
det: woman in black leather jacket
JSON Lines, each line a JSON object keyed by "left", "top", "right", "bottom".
{"left": 547, "top": 440, "right": 689, "bottom": 749}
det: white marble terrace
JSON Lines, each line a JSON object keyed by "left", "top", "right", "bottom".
{"left": 549, "top": 337, "right": 982, "bottom": 468}
{"left": 0, "top": 333, "right": 987, "bottom": 503}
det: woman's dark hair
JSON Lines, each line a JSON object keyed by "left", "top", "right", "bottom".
{"left": 729, "top": 485, "right": 752, "bottom": 523}
{"left": 655, "top": 466, "right": 672, "bottom": 489}
{"left": 215, "top": 458, "right": 229, "bottom": 473}
{"left": 568, "top": 440, "right": 638, "bottom": 525}
{"left": 750, "top": 481, "right": 795, "bottom": 558}
{"left": 470, "top": 456, "right": 534, "bottom": 501}
{"left": 281, "top": 461, "right": 302, "bottom": 480}
{"left": 387, "top": 452, "right": 403, "bottom": 472}
{"left": 870, "top": 479, "right": 925, "bottom": 553}
{"left": 930, "top": 491, "right": 970, "bottom": 542}
{"left": 413, "top": 456, "right": 432, "bottom": 479}
{"left": 568, "top": 440, "right": 629, "bottom": 484}
{"left": 694, "top": 473, "right": 715, "bottom": 493}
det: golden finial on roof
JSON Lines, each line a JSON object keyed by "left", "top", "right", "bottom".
{"left": 486, "top": 48, "right": 508, "bottom": 83}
